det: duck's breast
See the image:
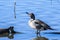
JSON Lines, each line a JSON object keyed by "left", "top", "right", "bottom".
{"left": 28, "top": 20, "right": 37, "bottom": 29}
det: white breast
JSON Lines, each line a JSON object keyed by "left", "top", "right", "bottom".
{"left": 28, "top": 19, "right": 39, "bottom": 29}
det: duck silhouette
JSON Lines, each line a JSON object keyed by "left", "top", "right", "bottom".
{"left": 0, "top": 26, "right": 15, "bottom": 34}
{"left": 0, "top": 26, "right": 21, "bottom": 39}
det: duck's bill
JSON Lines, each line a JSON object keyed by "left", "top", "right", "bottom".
{"left": 26, "top": 12, "right": 29, "bottom": 14}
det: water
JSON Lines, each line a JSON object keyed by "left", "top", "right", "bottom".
{"left": 0, "top": 0, "right": 60, "bottom": 40}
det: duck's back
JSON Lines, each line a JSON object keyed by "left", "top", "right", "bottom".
{"left": 34, "top": 19, "right": 53, "bottom": 30}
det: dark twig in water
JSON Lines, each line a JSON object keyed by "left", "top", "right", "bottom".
{"left": 14, "top": 2, "right": 16, "bottom": 19}
{"left": 51, "top": 0, "right": 52, "bottom": 7}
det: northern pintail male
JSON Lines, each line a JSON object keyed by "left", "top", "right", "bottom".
{"left": 26, "top": 12, "right": 54, "bottom": 35}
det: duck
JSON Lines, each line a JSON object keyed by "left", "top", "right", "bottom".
{"left": 0, "top": 26, "right": 16, "bottom": 34}
{"left": 0, "top": 26, "right": 21, "bottom": 39}
{"left": 26, "top": 12, "right": 54, "bottom": 35}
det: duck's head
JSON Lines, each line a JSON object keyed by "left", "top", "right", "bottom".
{"left": 26, "top": 12, "right": 35, "bottom": 20}
{"left": 9, "top": 26, "right": 14, "bottom": 30}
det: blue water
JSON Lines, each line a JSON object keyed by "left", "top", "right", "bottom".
{"left": 0, "top": 0, "right": 60, "bottom": 40}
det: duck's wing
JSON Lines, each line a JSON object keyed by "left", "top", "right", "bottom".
{"left": 34, "top": 19, "right": 54, "bottom": 30}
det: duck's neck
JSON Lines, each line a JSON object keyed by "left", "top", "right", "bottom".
{"left": 9, "top": 29, "right": 12, "bottom": 33}
{"left": 30, "top": 18, "right": 35, "bottom": 20}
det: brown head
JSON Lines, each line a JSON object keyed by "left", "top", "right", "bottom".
{"left": 26, "top": 12, "right": 35, "bottom": 20}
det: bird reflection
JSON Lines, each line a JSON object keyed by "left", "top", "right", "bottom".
{"left": 0, "top": 32, "right": 14, "bottom": 39}
{"left": 32, "top": 35, "right": 48, "bottom": 40}
{"left": 0, "top": 26, "right": 21, "bottom": 39}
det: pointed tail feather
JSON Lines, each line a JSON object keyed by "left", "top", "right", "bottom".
{"left": 49, "top": 28, "right": 56, "bottom": 30}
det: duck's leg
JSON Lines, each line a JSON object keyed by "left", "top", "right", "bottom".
{"left": 36, "top": 30, "right": 39, "bottom": 37}
{"left": 38, "top": 30, "right": 41, "bottom": 37}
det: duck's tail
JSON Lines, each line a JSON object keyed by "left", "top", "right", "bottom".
{"left": 49, "top": 27, "right": 56, "bottom": 30}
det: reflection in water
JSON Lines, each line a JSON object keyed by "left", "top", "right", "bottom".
{"left": 44, "top": 32, "right": 60, "bottom": 34}
{"left": 0, "top": 32, "right": 14, "bottom": 39}
{"left": 32, "top": 36, "right": 48, "bottom": 40}
{"left": 0, "top": 26, "right": 21, "bottom": 39}
{"left": 32, "top": 35, "right": 48, "bottom": 40}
